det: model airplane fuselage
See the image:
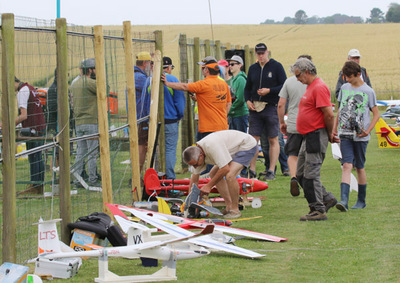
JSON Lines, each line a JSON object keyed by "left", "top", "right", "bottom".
{"left": 375, "top": 118, "right": 400, "bottom": 148}
{"left": 144, "top": 168, "right": 268, "bottom": 197}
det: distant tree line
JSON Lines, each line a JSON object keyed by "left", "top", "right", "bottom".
{"left": 261, "top": 3, "right": 400, "bottom": 24}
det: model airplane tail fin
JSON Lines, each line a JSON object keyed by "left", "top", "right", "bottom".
{"left": 157, "top": 197, "right": 172, "bottom": 215}
{"left": 34, "top": 218, "right": 62, "bottom": 255}
{"left": 375, "top": 118, "right": 400, "bottom": 148}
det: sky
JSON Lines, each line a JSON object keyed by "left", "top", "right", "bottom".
{"left": 0, "top": 0, "right": 397, "bottom": 26}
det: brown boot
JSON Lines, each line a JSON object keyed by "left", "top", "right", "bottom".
{"left": 18, "top": 184, "right": 44, "bottom": 195}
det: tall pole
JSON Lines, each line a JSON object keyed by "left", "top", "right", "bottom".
{"left": 1, "top": 13, "right": 17, "bottom": 263}
{"left": 57, "top": 0, "right": 60, "bottom": 18}
{"left": 123, "top": 21, "right": 142, "bottom": 202}
{"left": 56, "top": 18, "right": 71, "bottom": 244}
{"left": 94, "top": 25, "right": 113, "bottom": 213}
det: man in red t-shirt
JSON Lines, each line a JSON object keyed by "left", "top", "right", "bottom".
{"left": 291, "top": 58, "right": 339, "bottom": 221}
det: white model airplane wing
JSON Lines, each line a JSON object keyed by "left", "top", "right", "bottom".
{"left": 110, "top": 204, "right": 286, "bottom": 242}
{"left": 188, "top": 222, "right": 287, "bottom": 242}
{"left": 114, "top": 215, "right": 150, "bottom": 233}
{"left": 331, "top": 143, "right": 342, "bottom": 160}
{"left": 117, "top": 206, "right": 265, "bottom": 258}
{"left": 377, "top": 100, "right": 400, "bottom": 107}
{"left": 127, "top": 208, "right": 195, "bottom": 238}
{"left": 189, "top": 235, "right": 264, "bottom": 258}
{"left": 331, "top": 143, "right": 358, "bottom": 192}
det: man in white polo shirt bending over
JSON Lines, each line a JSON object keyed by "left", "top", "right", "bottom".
{"left": 182, "top": 130, "right": 257, "bottom": 219}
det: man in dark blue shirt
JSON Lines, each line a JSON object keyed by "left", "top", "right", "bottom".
{"left": 244, "top": 43, "right": 287, "bottom": 180}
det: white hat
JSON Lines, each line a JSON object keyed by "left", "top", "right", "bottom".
{"left": 348, "top": 49, "right": 361, "bottom": 58}
{"left": 227, "top": 55, "right": 244, "bottom": 65}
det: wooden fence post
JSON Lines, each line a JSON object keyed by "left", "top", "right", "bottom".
{"left": 123, "top": 21, "right": 141, "bottom": 201}
{"left": 179, "top": 34, "right": 193, "bottom": 171}
{"left": 154, "top": 30, "right": 165, "bottom": 173}
{"left": 1, "top": 13, "right": 17, "bottom": 263}
{"left": 193, "top": 37, "right": 201, "bottom": 82}
{"left": 56, "top": 18, "right": 72, "bottom": 243}
{"left": 250, "top": 49, "right": 255, "bottom": 66}
{"left": 146, "top": 50, "right": 162, "bottom": 170}
{"left": 204, "top": 39, "right": 211, "bottom": 56}
{"left": 93, "top": 25, "right": 113, "bottom": 213}
{"left": 244, "top": 45, "right": 251, "bottom": 74}
{"left": 215, "top": 40, "right": 222, "bottom": 60}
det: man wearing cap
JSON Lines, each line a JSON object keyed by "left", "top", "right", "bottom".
{"left": 161, "top": 56, "right": 231, "bottom": 143}
{"left": 244, "top": 43, "right": 287, "bottom": 180}
{"left": 8, "top": 77, "right": 46, "bottom": 194}
{"left": 132, "top": 51, "right": 153, "bottom": 172}
{"left": 335, "top": 49, "right": 371, "bottom": 98}
{"left": 227, "top": 55, "right": 248, "bottom": 133}
{"left": 143, "top": 57, "right": 185, "bottom": 179}
{"left": 70, "top": 58, "right": 101, "bottom": 187}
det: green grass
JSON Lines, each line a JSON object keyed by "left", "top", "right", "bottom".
{"left": 43, "top": 120, "right": 400, "bottom": 282}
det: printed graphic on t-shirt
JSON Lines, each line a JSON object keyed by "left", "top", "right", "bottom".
{"left": 338, "top": 90, "right": 368, "bottom": 139}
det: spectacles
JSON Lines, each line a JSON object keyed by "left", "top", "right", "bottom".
{"left": 295, "top": 72, "right": 303, "bottom": 78}
{"left": 229, "top": 63, "right": 239, "bottom": 66}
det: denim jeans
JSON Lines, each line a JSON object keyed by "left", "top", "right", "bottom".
{"left": 165, "top": 122, "right": 179, "bottom": 179}
{"left": 26, "top": 138, "right": 45, "bottom": 183}
{"left": 74, "top": 124, "right": 99, "bottom": 182}
{"left": 228, "top": 115, "right": 248, "bottom": 133}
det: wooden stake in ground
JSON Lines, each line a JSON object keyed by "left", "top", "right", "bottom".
{"left": 146, "top": 50, "right": 162, "bottom": 170}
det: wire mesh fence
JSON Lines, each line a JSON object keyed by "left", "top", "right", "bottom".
{"left": 0, "top": 15, "right": 156, "bottom": 263}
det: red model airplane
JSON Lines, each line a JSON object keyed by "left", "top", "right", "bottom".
{"left": 143, "top": 168, "right": 268, "bottom": 197}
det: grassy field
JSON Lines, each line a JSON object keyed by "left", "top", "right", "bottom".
{"left": 106, "top": 23, "right": 400, "bottom": 99}
{"left": 41, "top": 121, "right": 400, "bottom": 283}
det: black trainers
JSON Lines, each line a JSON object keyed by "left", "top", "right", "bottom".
{"left": 258, "top": 171, "right": 268, "bottom": 177}
{"left": 324, "top": 198, "right": 338, "bottom": 213}
{"left": 262, "top": 170, "right": 275, "bottom": 181}
{"left": 299, "top": 211, "right": 327, "bottom": 221}
{"left": 290, "top": 177, "right": 300, "bottom": 196}
{"left": 249, "top": 170, "right": 257, "bottom": 179}
{"left": 87, "top": 180, "right": 102, "bottom": 188}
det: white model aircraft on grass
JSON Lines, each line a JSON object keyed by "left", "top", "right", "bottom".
{"left": 107, "top": 203, "right": 287, "bottom": 243}
{"left": 44, "top": 224, "right": 213, "bottom": 282}
{"left": 106, "top": 204, "right": 265, "bottom": 259}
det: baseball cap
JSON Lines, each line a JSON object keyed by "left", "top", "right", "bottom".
{"left": 80, "top": 58, "right": 95, "bottom": 69}
{"left": 227, "top": 55, "right": 244, "bottom": 65}
{"left": 163, "top": 56, "right": 174, "bottom": 68}
{"left": 348, "top": 49, "right": 361, "bottom": 58}
{"left": 15, "top": 76, "right": 21, "bottom": 83}
{"left": 197, "top": 56, "right": 217, "bottom": 66}
{"left": 218, "top": 59, "right": 229, "bottom": 67}
{"left": 255, "top": 43, "right": 267, "bottom": 52}
{"left": 136, "top": 51, "right": 151, "bottom": 61}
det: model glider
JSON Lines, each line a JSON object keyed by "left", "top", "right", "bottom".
{"left": 107, "top": 203, "right": 287, "bottom": 243}
{"left": 144, "top": 168, "right": 268, "bottom": 198}
{"left": 375, "top": 117, "right": 400, "bottom": 148}
{"left": 44, "top": 223, "right": 213, "bottom": 282}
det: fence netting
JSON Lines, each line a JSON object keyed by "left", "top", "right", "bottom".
{"left": 0, "top": 15, "right": 155, "bottom": 263}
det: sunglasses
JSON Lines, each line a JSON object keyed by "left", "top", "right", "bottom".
{"left": 229, "top": 63, "right": 239, "bottom": 66}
